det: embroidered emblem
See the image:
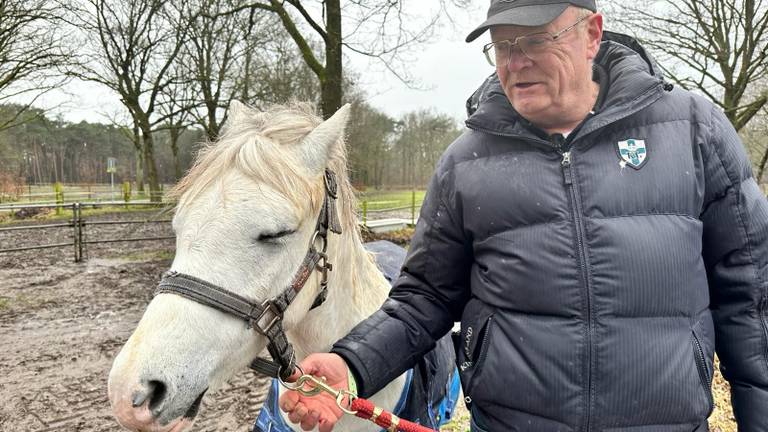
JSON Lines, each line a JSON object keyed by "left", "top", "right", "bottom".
{"left": 617, "top": 138, "right": 647, "bottom": 169}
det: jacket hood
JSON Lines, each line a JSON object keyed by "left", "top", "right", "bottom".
{"left": 465, "top": 31, "right": 668, "bottom": 137}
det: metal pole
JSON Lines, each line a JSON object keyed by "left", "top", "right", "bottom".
{"left": 73, "top": 203, "right": 79, "bottom": 262}
{"left": 77, "top": 203, "right": 84, "bottom": 262}
{"left": 411, "top": 190, "right": 416, "bottom": 226}
{"left": 362, "top": 200, "right": 368, "bottom": 228}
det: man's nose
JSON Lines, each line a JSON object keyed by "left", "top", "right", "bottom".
{"left": 505, "top": 48, "right": 532, "bottom": 72}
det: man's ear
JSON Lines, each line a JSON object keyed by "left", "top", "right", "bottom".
{"left": 586, "top": 13, "right": 603, "bottom": 60}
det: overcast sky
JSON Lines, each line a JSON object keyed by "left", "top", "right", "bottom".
{"left": 35, "top": 3, "right": 491, "bottom": 126}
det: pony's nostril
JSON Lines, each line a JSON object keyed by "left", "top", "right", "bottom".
{"left": 147, "top": 380, "right": 168, "bottom": 413}
{"left": 132, "top": 379, "right": 169, "bottom": 415}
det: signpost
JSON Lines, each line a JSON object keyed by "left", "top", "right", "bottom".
{"left": 107, "top": 157, "right": 117, "bottom": 201}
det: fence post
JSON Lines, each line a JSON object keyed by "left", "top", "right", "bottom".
{"left": 54, "top": 182, "right": 64, "bottom": 215}
{"left": 122, "top": 181, "right": 131, "bottom": 208}
{"left": 411, "top": 190, "right": 416, "bottom": 226}
{"left": 72, "top": 203, "right": 80, "bottom": 262}
{"left": 362, "top": 200, "right": 368, "bottom": 228}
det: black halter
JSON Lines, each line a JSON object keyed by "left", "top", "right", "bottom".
{"left": 155, "top": 169, "right": 343, "bottom": 380}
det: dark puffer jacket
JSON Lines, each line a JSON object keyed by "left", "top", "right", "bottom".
{"left": 332, "top": 32, "right": 768, "bottom": 431}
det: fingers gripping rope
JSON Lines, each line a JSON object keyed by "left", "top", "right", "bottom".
{"left": 279, "top": 369, "right": 436, "bottom": 432}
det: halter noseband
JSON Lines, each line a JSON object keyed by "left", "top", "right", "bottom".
{"left": 154, "top": 169, "right": 343, "bottom": 380}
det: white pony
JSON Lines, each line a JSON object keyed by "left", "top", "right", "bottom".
{"left": 107, "top": 102, "right": 452, "bottom": 432}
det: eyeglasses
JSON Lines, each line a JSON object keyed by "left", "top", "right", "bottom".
{"left": 482, "top": 15, "right": 591, "bottom": 66}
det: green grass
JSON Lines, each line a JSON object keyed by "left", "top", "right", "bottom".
{"left": 357, "top": 189, "right": 426, "bottom": 211}
{"left": 0, "top": 297, "right": 8, "bottom": 310}
{"left": 0, "top": 204, "right": 173, "bottom": 226}
{"left": 3, "top": 183, "right": 170, "bottom": 204}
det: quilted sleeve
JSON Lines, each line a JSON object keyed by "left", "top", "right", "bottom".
{"left": 701, "top": 106, "right": 768, "bottom": 431}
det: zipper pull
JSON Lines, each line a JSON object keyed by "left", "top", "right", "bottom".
{"left": 562, "top": 152, "right": 573, "bottom": 185}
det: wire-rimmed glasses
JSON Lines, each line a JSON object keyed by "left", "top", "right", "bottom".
{"left": 482, "top": 15, "right": 591, "bottom": 66}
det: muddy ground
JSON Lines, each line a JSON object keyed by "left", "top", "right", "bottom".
{"left": 0, "top": 211, "right": 270, "bottom": 432}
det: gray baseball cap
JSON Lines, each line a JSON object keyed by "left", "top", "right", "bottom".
{"left": 466, "top": 0, "right": 597, "bottom": 42}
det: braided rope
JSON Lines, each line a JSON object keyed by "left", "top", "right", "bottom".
{"left": 350, "top": 397, "right": 436, "bottom": 432}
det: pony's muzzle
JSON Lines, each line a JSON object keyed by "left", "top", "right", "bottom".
{"left": 110, "top": 374, "right": 203, "bottom": 432}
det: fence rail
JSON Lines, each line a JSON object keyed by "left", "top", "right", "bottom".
{"left": 0, "top": 195, "right": 422, "bottom": 262}
{"left": 0, "top": 202, "right": 172, "bottom": 262}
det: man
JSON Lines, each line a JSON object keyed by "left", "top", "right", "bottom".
{"left": 281, "top": 1, "right": 768, "bottom": 430}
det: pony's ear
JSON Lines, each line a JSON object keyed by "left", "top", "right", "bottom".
{"left": 226, "top": 100, "right": 251, "bottom": 126}
{"left": 298, "top": 104, "right": 350, "bottom": 175}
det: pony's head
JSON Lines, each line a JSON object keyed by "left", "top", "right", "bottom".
{"left": 108, "top": 102, "right": 356, "bottom": 432}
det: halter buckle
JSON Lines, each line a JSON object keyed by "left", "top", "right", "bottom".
{"left": 252, "top": 300, "right": 283, "bottom": 335}
{"left": 317, "top": 252, "right": 332, "bottom": 287}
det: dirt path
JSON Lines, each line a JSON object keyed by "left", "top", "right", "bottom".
{"left": 0, "top": 214, "right": 270, "bottom": 432}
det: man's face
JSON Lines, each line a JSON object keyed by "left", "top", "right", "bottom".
{"left": 490, "top": 8, "right": 602, "bottom": 131}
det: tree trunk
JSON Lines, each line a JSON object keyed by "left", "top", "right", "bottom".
{"left": 321, "top": 0, "right": 342, "bottom": 119}
{"left": 135, "top": 151, "right": 144, "bottom": 192}
{"left": 138, "top": 119, "right": 161, "bottom": 202}
{"left": 132, "top": 123, "right": 145, "bottom": 193}
{"left": 758, "top": 147, "right": 768, "bottom": 185}
{"left": 169, "top": 125, "right": 183, "bottom": 181}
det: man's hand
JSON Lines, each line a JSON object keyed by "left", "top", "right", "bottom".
{"left": 279, "top": 353, "right": 352, "bottom": 432}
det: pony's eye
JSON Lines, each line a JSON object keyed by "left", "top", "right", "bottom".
{"left": 257, "top": 229, "right": 296, "bottom": 242}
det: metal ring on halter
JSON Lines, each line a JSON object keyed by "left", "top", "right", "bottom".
{"left": 277, "top": 364, "right": 305, "bottom": 390}
{"left": 309, "top": 230, "right": 327, "bottom": 252}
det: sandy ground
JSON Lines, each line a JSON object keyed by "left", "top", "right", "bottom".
{"left": 0, "top": 212, "right": 270, "bottom": 432}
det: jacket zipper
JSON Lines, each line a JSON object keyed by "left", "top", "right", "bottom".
{"left": 561, "top": 151, "right": 594, "bottom": 432}
{"left": 460, "top": 317, "right": 494, "bottom": 372}
{"left": 477, "top": 316, "right": 493, "bottom": 367}
{"left": 691, "top": 331, "right": 714, "bottom": 412}
{"left": 461, "top": 317, "right": 494, "bottom": 408}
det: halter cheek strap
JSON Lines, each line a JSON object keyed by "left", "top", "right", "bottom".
{"left": 154, "top": 169, "right": 342, "bottom": 381}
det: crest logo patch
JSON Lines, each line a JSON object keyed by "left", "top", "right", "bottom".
{"left": 617, "top": 138, "right": 647, "bottom": 169}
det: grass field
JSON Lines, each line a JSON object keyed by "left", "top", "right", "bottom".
{"left": 3, "top": 184, "right": 428, "bottom": 214}
{"left": 1, "top": 183, "right": 168, "bottom": 204}
{"left": 0, "top": 203, "right": 172, "bottom": 225}
{"left": 357, "top": 189, "right": 427, "bottom": 211}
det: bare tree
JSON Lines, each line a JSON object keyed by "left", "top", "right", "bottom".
{"left": 217, "top": 1, "right": 470, "bottom": 119}
{"left": 0, "top": 0, "right": 69, "bottom": 131}
{"left": 177, "top": 0, "right": 264, "bottom": 140}
{"left": 156, "top": 69, "right": 194, "bottom": 181}
{"left": 70, "top": 0, "right": 190, "bottom": 201}
{"left": 605, "top": 0, "right": 768, "bottom": 131}
{"left": 389, "top": 110, "right": 460, "bottom": 187}
{"left": 741, "top": 96, "right": 768, "bottom": 183}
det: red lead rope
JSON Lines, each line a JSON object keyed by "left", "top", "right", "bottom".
{"left": 279, "top": 370, "right": 437, "bottom": 432}
{"left": 351, "top": 397, "right": 436, "bottom": 432}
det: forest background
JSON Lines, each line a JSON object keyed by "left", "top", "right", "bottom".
{"left": 1, "top": 0, "right": 768, "bottom": 199}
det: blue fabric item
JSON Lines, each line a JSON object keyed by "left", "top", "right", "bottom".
{"left": 363, "top": 240, "right": 407, "bottom": 284}
{"left": 253, "top": 379, "right": 288, "bottom": 432}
